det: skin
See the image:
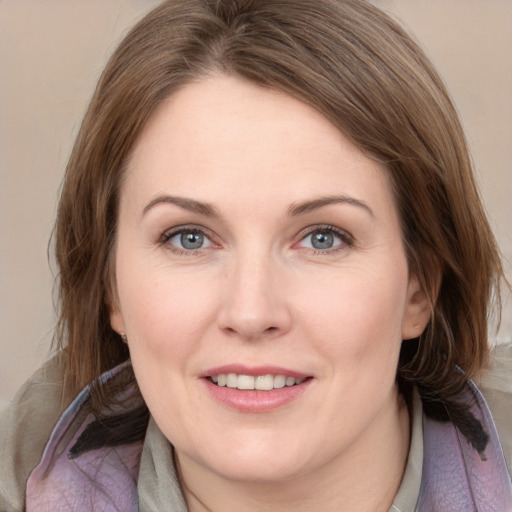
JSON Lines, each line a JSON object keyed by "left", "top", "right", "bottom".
{"left": 110, "top": 74, "right": 431, "bottom": 512}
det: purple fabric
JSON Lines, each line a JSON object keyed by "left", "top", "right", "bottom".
{"left": 417, "top": 381, "right": 512, "bottom": 511}
{"left": 26, "top": 362, "right": 512, "bottom": 511}
{"left": 26, "top": 363, "right": 143, "bottom": 512}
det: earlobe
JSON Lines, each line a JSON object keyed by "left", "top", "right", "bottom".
{"left": 110, "top": 308, "right": 128, "bottom": 343}
{"left": 110, "top": 308, "right": 126, "bottom": 339}
{"left": 401, "top": 274, "right": 432, "bottom": 340}
{"left": 106, "top": 291, "right": 126, "bottom": 340}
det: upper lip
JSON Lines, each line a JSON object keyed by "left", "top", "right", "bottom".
{"left": 200, "top": 364, "right": 310, "bottom": 379}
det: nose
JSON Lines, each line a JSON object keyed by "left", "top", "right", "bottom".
{"left": 217, "top": 252, "right": 292, "bottom": 341}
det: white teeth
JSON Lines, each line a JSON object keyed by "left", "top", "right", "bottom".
{"left": 273, "top": 375, "right": 286, "bottom": 389}
{"left": 285, "top": 376, "right": 296, "bottom": 387}
{"left": 238, "top": 375, "right": 255, "bottom": 390}
{"left": 210, "top": 373, "right": 305, "bottom": 390}
{"left": 226, "top": 373, "right": 238, "bottom": 388}
{"left": 255, "top": 375, "right": 273, "bottom": 391}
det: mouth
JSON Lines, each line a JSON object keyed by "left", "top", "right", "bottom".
{"left": 208, "top": 373, "right": 306, "bottom": 391}
{"left": 202, "top": 367, "right": 312, "bottom": 412}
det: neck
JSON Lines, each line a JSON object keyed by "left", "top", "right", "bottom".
{"left": 176, "top": 390, "right": 411, "bottom": 512}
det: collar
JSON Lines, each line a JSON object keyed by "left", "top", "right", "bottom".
{"left": 26, "top": 361, "right": 512, "bottom": 512}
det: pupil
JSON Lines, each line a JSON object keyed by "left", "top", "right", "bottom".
{"left": 312, "top": 231, "right": 333, "bottom": 249}
{"left": 181, "top": 232, "right": 203, "bottom": 249}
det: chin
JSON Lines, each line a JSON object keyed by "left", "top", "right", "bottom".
{"left": 181, "top": 431, "right": 313, "bottom": 484}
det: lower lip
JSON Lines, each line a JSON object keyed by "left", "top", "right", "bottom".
{"left": 203, "top": 378, "right": 312, "bottom": 413}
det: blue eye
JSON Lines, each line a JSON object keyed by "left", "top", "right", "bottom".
{"left": 310, "top": 231, "right": 336, "bottom": 249}
{"left": 298, "top": 227, "right": 350, "bottom": 251}
{"left": 164, "top": 229, "right": 213, "bottom": 251}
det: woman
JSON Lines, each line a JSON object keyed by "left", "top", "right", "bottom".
{"left": 1, "top": 0, "right": 511, "bottom": 511}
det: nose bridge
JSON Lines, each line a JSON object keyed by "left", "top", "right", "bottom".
{"left": 218, "top": 243, "right": 291, "bottom": 340}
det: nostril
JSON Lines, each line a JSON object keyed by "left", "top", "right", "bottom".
{"left": 217, "top": 295, "right": 292, "bottom": 340}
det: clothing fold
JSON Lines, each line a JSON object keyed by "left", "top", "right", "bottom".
{"left": 1, "top": 346, "right": 510, "bottom": 512}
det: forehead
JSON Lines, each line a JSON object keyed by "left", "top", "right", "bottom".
{"left": 123, "top": 74, "right": 395, "bottom": 218}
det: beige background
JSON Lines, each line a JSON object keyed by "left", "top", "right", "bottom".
{"left": 1, "top": 0, "right": 511, "bottom": 404}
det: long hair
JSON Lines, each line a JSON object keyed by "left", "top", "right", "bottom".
{"left": 54, "top": 0, "right": 504, "bottom": 415}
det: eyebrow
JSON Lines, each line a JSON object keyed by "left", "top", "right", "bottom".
{"left": 288, "top": 195, "right": 374, "bottom": 217}
{"left": 143, "top": 195, "right": 220, "bottom": 217}
{"left": 142, "top": 193, "right": 374, "bottom": 219}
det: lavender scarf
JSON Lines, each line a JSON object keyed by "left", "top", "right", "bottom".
{"left": 26, "top": 362, "right": 512, "bottom": 511}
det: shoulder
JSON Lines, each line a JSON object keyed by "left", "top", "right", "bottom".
{"left": 477, "top": 342, "right": 512, "bottom": 476}
{"left": 0, "top": 353, "right": 69, "bottom": 512}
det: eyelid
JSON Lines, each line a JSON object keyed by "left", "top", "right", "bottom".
{"left": 294, "top": 224, "right": 354, "bottom": 251}
{"left": 160, "top": 224, "right": 219, "bottom": 252}
{"left": 158, "top": 223, "right": 353, "bottom": 255}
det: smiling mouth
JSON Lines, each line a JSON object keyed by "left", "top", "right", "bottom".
{"left": 208, "top": 373, "right": 306, "bottom": 391}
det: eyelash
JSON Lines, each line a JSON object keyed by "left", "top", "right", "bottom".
{"left": 159, "top": 225, "right": 218, "bottom": 256}
{"left": 295, "top": 225, "right": 354, "bottom": 254}
{"left": 159, "top": 224, "right": 354, "bottom": 255}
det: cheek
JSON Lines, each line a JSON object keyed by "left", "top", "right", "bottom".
{"left": 117, "top": 270, "right": 221, "bottom": 421}
{"left": 300, "top": 262, "right": 408, "bottom": 369}
{"left": 116, "top": 265, "right": 220, "bottom": 361}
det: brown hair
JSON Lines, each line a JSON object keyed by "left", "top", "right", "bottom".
{"left": 55, "top": 0, "right": 504, "bottom": 414}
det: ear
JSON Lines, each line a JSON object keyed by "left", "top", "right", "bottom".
{"left": 109, "top": 307, "right": 126, "bottom": 339}
{"left": 106, "top": 290, "right": 127, "bottom": 340}
{"left": 401, "top": 274, "right": 432, "bottom": 340}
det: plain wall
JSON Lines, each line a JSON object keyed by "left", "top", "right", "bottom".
{"left": 1, "top": 0, "right": 511, "bottom": 404}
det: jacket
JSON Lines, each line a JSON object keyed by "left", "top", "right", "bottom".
{"left": 2, "top": 345, "right": 512, "bottom": 512}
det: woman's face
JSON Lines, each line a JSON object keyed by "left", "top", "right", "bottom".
{"left": 111, "top": 74, "right": 429, "bottom": 484}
